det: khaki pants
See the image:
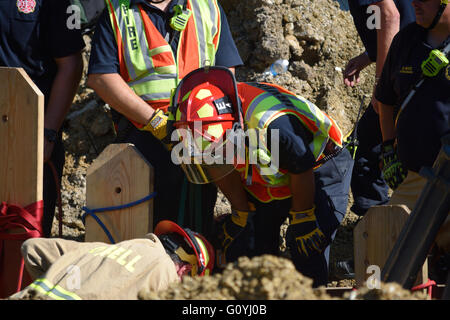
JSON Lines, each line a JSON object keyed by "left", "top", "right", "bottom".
{"left": 388, "top": 171, "right": 449, "bottom": 252}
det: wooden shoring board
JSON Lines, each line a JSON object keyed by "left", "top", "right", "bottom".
{"left": 0, "top": 67, "right": 44, "bottom": 298}
{"left": 0, "top": 67, "right": 44, "bottom": 206}
{"left": 354, "top": 205, "right": 428, "bottom": 289}
{"left": 84, "top": 143, "right": 154, "bottom": 243}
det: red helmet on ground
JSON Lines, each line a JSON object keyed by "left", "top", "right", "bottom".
{"left": 154, "top": 220, "right": 214, "bottom": 276}
{"left": 170, "top": 67, "right": 245, "bottom": 184}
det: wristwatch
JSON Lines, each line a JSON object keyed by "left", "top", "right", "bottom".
{"left": 44, "top": 128, "right": 58, "bottom": 143}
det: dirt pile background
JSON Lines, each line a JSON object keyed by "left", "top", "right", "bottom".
{"left": 48, "top": 0, "right": 426, "bottom": 300}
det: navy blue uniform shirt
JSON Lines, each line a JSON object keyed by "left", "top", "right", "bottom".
{"left": 0, "top": 0, "right": 85, "bottom": 101}
{"left": 348, "top": 0, "right": 415, "bottom": 62}
{"left": 267, "top": 114, "right": 316, "bottom": 174}
{"left": 376, "top": 23, "right": 450, "bottom": 172}
{"left": 88, "top": 0, "right": 243, "bottom": 75}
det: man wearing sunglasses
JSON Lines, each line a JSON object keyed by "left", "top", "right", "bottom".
{"left": 376, "top": 0, "right": 449, "bottom": 255}
{"left": 8, "top": 220, "right": 214, "bottom": 300}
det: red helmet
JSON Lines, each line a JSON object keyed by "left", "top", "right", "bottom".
{"left": 171, "top": 67, "right": 245, "bottom": 184}
{"left": 154, "top": 220, "right": 214, "bottom": 276}
{"left": 174, "top": 81, "right": 236, "bottom": 145}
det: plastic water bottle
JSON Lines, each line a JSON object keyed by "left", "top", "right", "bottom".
{"left": 263, "top": 59, "right": 289, "bottom": 77}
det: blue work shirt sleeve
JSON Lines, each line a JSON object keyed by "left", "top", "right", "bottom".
{"left": 214, "top": 4, "right": 243, "bottom": 68}
{"left": 45, "top": 0, "right": 85, "bottom": 58}
{"left": 267, "top": 115, "right": 316, "bottom": 174}
{"left": 375, "top": 31, "right": 401, "bottom": 106}
{"left": 88, "top": 8, "right": 120, "bottom": 75}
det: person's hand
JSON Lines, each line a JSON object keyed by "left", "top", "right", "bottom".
{"left": 381, "top": 139, "right": 408, "bottom": 190}
{"left": 343, "top": 52, "right": 372, "bottom": 87}
{"left": 218, "top": 203, "right": 256, "bottom": 264}
{"left": 139, "top": 109, "right": 169, "bottom": 141}
{"left": 286, "top": 206, "right": 327, "bottom": 259}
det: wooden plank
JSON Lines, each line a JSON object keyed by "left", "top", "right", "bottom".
{"left": 84, "top": 143, "right": 154, "bottom": 243}
{"left": 354, "top": 205, "right": 428, "bottom": 288}
{"left": 0, "top": 67, "right": 44, "bottom": 205}
{"left": 0, "top": 67, "right": 44, "bottom": 298}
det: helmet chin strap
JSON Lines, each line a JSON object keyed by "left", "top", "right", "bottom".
{"left": 427, "top": 0, "right": 448, "bottom": 30}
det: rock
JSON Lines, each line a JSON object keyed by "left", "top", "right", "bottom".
{"left": 290, "top": 60, "right": 315, "bottom": 81}
{"left": 285, "top": 34, "right": 304, "bottom": 60}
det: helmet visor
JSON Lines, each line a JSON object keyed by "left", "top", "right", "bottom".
{"left": 171, "top": 127, "right": 242, "bottom": 184}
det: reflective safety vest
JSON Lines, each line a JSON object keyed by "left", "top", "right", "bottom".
{"left": 235, "top": 82, "right": 343, "bottom": 203}
{"left": 105, "top": 0, "right": 221, "bottom": 116}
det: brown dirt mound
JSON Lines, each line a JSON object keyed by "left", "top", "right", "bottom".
{"left": 138, "top": 255, "right": 335, "bottom": 300}
{"left": 346, "top": 282, "right": 428, "bottom": 300}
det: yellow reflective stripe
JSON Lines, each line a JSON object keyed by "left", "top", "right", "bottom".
{"left": 132, "top": 78, "right": 177, "bottom": 96}
{"left": 154, "top": 65, "right": 177, "bottom": 74}
{"left": 195, "top": 235, "right": 210, "bottom": 267}
{"left": 148, "top": 45, "right": 172, "bottom": 56}
{"left": 29, "top": 278, "right": 82, "bottom": 300}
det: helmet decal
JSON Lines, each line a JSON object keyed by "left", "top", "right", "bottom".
{"left": 213, "top": 96, "right": 233, "bottom": 114}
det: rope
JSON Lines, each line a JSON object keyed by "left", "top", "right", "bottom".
{"left": 81, "top": 192, "right": 157, "bottom": 244}
{"left": 411, "top": 279, "right": 437, "bottom": 300}
{"left": 0, "top": 200, "right": 44, "bottom": 293}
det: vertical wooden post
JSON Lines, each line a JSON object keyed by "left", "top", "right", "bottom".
{"left": 0, "top": 67, "right": 44, "bottom": 206}
{"left": 0, "top": 67, "right": 44, "bottom": 297}
{"left": 84, "top": 143, "right": 154, "bottom": 243}
{"left": 354, "top": 205, "right": 428, "bottom": 289}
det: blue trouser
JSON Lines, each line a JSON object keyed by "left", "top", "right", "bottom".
{"left": 115, "top": 123, "right": 218, "bottom": 241}
{"left": 227, "top": 148, "right": 354, "bottom": 287}
{"left": 350, "top": 105, "right": 389, "bottom": 215}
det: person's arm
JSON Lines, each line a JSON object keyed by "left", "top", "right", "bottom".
{"left": 44, "top": 52, "right": 83, "bottom": 162}
{"left": 289, "top": 169, "right": 315, "bottom": 212}
{"left": 87, "top": 73, "right": 156, "bottom": 126}
{"left": 206, "top": 168, "right": 250, "bottom": 211}
{"left": 372, "top": 0, "right": 400, "bottom": 112}
{"left": 378, "top": 102, "right": 396, "bottom": 142}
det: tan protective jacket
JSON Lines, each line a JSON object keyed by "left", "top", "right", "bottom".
{"left": 9, "top": 234, "right": 178, "bottom": 300}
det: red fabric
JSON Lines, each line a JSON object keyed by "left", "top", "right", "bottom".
{"left": 0, "top": 200, "right": 43, "bottom": 298}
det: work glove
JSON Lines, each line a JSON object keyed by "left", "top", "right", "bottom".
{"left": 381, "top": 139, "right": 407, "bottom": 190}
{"left": 216, "top": 203, "right": 256, "bottom": 267}
{"left": 140, "top": 109, "right": 174, "bottom": 150}
{"left": 140, "top": 109, "right": 169, "bottom": 141}
{"left": 286, "top": 206, "right": 327, "bottom": 259}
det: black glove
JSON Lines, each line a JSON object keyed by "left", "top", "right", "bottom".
{"left": 216, "top": 203, "right": 255, "bottom": 267}
{"left": 286, "top": 206, "right": 327, "bottom": 259}
{"left": 381, "top": 139, "right": 407, "bottom": 190}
